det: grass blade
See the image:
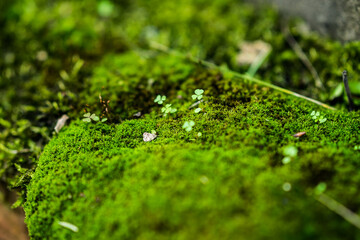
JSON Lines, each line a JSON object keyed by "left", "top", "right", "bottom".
{"left": 150, "top": 41, "right": 337, "bottom": 111}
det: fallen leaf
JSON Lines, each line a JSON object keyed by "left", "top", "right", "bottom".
{"left": 54, "top": 115, "right": 69, "bottom": 133}
{"left": 237, "top": 40, "right": 271, "bottom": 65}
{"left": 133, "top": 112, "right": 142, "bottom": 117}
{"left": 293, "top": 131, "right": 306, "bottom": 138}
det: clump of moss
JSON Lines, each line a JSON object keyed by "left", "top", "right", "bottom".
{"left": 1, "top": 1, "right": 360, "bottom": 238}
{"left": 82, "top": 52, "right": 197, "bottom": 120}
{"left": 2, "top": 0, "right": 360, "bottom": 194}
{"left": 25, "top": 53, "right": 360, "bottom": 239}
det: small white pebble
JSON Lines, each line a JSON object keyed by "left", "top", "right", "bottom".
{"left": 133, "top": 112, "right": 141, "bottom": 117}
{"left": 143, "top": 132, "right": 157, "bottom": 142}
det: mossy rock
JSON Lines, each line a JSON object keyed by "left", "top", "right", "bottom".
{"left": 24, "top": 53, "right": 360, "bottom": 239}
{"left": 4, "top": 0, "right": 360, "bottom": 194}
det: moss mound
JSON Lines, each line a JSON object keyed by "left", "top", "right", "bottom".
{"left": 2, "top": 0, "right": 360, "bottom": 238}
{"left": 24, "top": 53, "right": 360, "bottom": 239}
{"left": 3, "top": 0, "right": 360, "bottom": 197}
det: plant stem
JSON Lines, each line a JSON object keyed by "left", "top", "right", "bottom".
{"left": 342, "top": 70, "right": 355, "bottom": 111}
{"left": 315, "top": 193, "right": 360, "bottom": 230}
{"left": 150, "top": 42, "right": 337, "bottom": 111}
{"left": 282, "top": 24, "right": 324, "bottom": 89}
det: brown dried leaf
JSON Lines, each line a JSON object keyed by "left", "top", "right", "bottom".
{"left": 237, "top": 40, "right": 271, "bottom": 65}
{"left": 54, "top": 114, "right": 69, "bottom": 133}
{"left": 293, "top": 131, "right": 306, "bottom": 138}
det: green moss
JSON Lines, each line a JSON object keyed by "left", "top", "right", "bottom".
{"left": 2, "top": 0, "right": 360, "bottom": 192}
{"left": 25, "top": 54, "right": 360, "bottom": 239}
{"left": 1, "top": 0, "right": 360, "bottom": 238}
{"left": 82, "top": 52, "right": 196, "bottom": 119}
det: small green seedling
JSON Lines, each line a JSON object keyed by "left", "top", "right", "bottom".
{"left": 282, "top": 145, "right": 298, "bottom": 164}
{"left": 161, "top": 104, "right": 177, "bottom": 117}
{"left": 82, "top": 113, "right": 107, "bottom": 123}
{"left": 354, "top": 145, "right": 360, "bottom": 151}
{"left": 154, "top": 95, "right": 166, "bottom": 105}
{"left": 311, "top": 111, "right": 327, "bottom": 123}
{"left": 183, "top": 121, "right": 195, "bottom": 132}
{"left": 194, "top": 108, "right": 202, "bottom": 113}
{"left": 83, "top": 113, "right": 99, "bottom": 122}
{"left": 192, "top": 89, "right": 204, "bottom": 100}
{"left": 314, "top": 182, "right": 327, "bottom": 195}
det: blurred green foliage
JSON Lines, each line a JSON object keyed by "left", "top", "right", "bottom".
{"left": 1, "top": 0, "right": 360, "bottom": 214}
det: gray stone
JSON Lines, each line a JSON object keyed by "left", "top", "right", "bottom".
{"left": 246, "top": 0, "right": 360, "bottom": 42}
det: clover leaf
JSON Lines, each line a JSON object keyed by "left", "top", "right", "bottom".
{"left": 282, "top": 145, "right": 298, "bottom": 164}
{"left": 194, "top": 108, "right": 202, "bottom": 113}
{"left": 154, "top": 95, "right": 166, "bottom": 105}
{"left": 82, "top": 112, "right": 100, "bottom": 123}
{"left": 161, "top": 104, "right": 177, "bottom": 116}
{"left": 310, "top": 111, "right": 327, "bottom": 124}
{"left": 182, "top": 120, "right": 195, "bottom": 132}
{"left": 319, "top": 117, "right": 327, "bottom": 124}
{"left": 192, "top": 89, "right": 204, "bottom": 100}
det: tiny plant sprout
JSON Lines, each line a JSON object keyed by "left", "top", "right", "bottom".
{"left": 83, "top": 113, "right": 100, "bottom": 123}
{"left": 283, "top": 145, "right": 298, "bottom": 158}
{"left": 319, "top": 117, "right": 327, "bottom": 124}
{"left": 194, "top": 108, "right": 202, "bottom": 113}
{"left": 311, "top": 111, "right": 327, "bottom": 124}
{"left": 182, "top": 120, "right": 195, "bottom": 132}
{"left": 314, "top": 182, "right": 327, "bottom": 195}
{"left": 161, "top": 104, "right": 177, "bottom": 117}
{"left": 154, "top": 95, "right": 166, "bottom": 105}
{"left": 83, "top": 113, "right": 91, "bottom": 122}
{"left": 91, "top": 114, "right": 100, "bottom": 122}
{"left": 282, "top": 145, "right": 298, "bottom": 164}
{"left": 311, "top": 111, "right": 320, "bottom": 120}
{"left": 282, "top": 157, "right": 291, "bottom": 164}
{"left": 192, "top": 89, "right": 204, "bottom": 100}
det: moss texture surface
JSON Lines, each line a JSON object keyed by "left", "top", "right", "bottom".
{"left": 2, "top": 0, "right": 360, "bottom": 239}
{"left": 24, "top": 53, "right": 360, "bottom": 239}
{"left": 2, "top": 0, "right": 360, "bottom": 195}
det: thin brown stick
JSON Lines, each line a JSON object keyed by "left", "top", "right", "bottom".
{"left": 282, "top": 25, "right": 324, "bottom": 89}
{"left": 342, "top": 70, "right": 355, "bottom": 111}
{"left": 150, "top": 41, "right": 337, "bottom": 111}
